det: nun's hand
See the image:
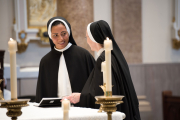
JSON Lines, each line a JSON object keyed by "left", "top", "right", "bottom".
{"left": 62, "top": 93, "right": 81, "bottom": 104}
{"left": 61, "top": 96, "right": 69, "bottom": 102}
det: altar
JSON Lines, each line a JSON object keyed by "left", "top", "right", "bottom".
{"left": 0, "top": 102, "right": 126, "bottom": 120}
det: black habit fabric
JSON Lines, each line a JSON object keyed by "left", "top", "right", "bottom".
{"left": 79, "top": 20, "right": 141, "bottom": 120}
{"left": 36, "top": 17, "right": 95, "bottom": 104}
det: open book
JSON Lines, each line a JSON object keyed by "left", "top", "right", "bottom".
{"left": 34, "top": 98, "right": 62, "bottom": 107}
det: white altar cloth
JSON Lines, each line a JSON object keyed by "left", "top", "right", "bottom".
{"left": 0, "top": 102, "right": 126, "bottom": 120}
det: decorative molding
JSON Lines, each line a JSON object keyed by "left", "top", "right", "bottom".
{"left": 172, "top": 0, "right": 180, "bottom": 49}
{"left": 172, "top": 39, "right": 180, "bottom": 49}
{"left": 37, "top": 27, "right": 49, "bottom": 43}
{"left": 18, "top": 30, "right": 27, "bottom": 43}
{"left": 13, "top": 0, "right": 57, "bottom": 53}
{"left": 17, "top": 30, "right": 28, "bottom": 53}
{"left": 26, "top": 0, "right": 57, "bottom": 29}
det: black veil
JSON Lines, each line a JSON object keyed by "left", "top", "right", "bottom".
{"left": 89, "top": 20, "right": 140, "bottom": 119}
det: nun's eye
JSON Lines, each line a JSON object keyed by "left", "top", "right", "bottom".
{"left": 61, "top": 32, "right": 66, "bottom": 37}
{"left": 53, "top": 34, "right": 58, "bottom": 37}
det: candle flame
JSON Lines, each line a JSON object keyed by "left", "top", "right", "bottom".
{"left": 106, "top": 37, "right": 109, "bottom": 40}
{"left": 63, "top": 98, "right": 68, "bottom": 101}
{"left": 10, "top": 38, "right": 13, "bottom": 41}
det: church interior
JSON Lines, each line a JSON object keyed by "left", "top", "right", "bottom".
{"left": 0, "top": 0, "right": 180, "bottom": 120}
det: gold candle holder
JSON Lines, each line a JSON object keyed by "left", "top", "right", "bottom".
{"left": 95, "top": 95, "right": 124, "bottom": 120}
{"left": 106, "top": 91, "right": 112, "bottom": 97}
{"left": 95, "top": 85, "right": 124, "bottom": 120}
{"left": 0, "top": 99, "right": 30, "bottom": 120}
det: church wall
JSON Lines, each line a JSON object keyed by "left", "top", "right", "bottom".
{"left": 93, "top": 0, "right": 112, "bottom": 29}
{"left": 1, "top": 0, "right": 180, "bottom": 66}
{"left": 112, "top": 0, "right": 142, "bottom": 64}
{"left": 142, "top": 0, "right": 180, "bottom": 63}
{"left": 0, "top": 0, "right": 51, "bottom": 67}
{"left": 129, "top": 63, "right": 180, "bottom": 120}
{"left": 57, "top": 0, "right": 94, "bottom": 56}
{"left": 6, "top": 78, "right": 37, "bottom": 97}
{"left": 93, "top": 0, "right": 112, "bottom": 59}
{"left": 0, "top": 0, "right": 14, "bottom": 64}
{"left": 16, "top": 40, "right": 50, "bottom": 67}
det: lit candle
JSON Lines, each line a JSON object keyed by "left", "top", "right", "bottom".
{"left": 8, "top": 38, "right": 17, "bottom": 100}
{"left": 104, "top": 37, "right": 113, "bottom": 95}
{"left": 101, "top": 61, "right": 106, "bottom": 84}
{"left": 62, "top": 99, "right": 70, "bottom": 120}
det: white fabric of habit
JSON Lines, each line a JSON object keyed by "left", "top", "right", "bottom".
{"left": 54, "top": 43, "right": 72, "bottom": 99}
{"left": 97, "top": 48, "right": 104, "bottom": 58}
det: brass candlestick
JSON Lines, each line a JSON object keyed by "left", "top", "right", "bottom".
{"left": 95, "top": 85, "right": 124, "bottom": 120}
{"left": 0, "top": 99, "right": 30, "bottom": 120}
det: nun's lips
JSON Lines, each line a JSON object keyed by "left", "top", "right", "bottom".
{"left": 58, "top": 41, "right": 65, "bottom": 45}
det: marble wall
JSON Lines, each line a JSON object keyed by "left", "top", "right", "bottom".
{"left": 0, "top": 0, "right": 14, "bottom": 64}
{"left": 57, "top": 0, "right": 94, "bottom": 55}
{"left": 112, "top": 0, "right": 142, "bottom": 63}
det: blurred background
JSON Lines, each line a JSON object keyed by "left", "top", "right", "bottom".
{"left": 0, "top": 0, "right": 180, "bottom": 120}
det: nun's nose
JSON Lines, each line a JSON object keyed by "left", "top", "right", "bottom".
{"left": 58, "top": 35, "right": 64, "bottom": 41}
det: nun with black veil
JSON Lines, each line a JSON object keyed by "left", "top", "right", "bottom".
{"left": 35, "top": 16, "right": 95, "bottom": 105}
{"left": 64, "top": 20, "right": 141, "bottom": 120}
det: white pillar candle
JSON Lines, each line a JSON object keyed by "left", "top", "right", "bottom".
{"left": 62, "top": 99, "right": 70, "bottom": 120}
{"left": 104, "top": 37, "right": 113, "bottom": 92}
{"left": 8, "top": 38, "right": 17, "bottom": 100}
{"left": 101, "top": 61, "right": 106, "bottom": 84}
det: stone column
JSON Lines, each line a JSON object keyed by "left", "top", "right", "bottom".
{"left": 112, "top": 0, "right": 142, "bottom": 63}
{"left": 57, "top": 0, "right": 94, "bottom": 55}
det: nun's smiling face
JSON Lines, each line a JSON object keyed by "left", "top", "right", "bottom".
{"left": 51, "top": 24, "right": 69, "bottom": 49}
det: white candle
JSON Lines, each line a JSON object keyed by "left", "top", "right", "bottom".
{"left": 101, "top": 61, "right": 106, "bottom": 84}
{"left": 104, "top": 37, "right": 113, "bottom": 92}
{"left": 62, "top": 99, "right": 70, "bottom": 120}
{"left": 8, "top": 38, "right": 17, "bottom": 100}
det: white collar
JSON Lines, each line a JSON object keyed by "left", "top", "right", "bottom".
{"left": 97, "top": 48, "right": 104, "bottom": 57}
{"left": 54, "top": 43, "right": 72, "bottom": 52}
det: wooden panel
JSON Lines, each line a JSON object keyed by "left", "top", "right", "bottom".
{"left": 129, "top": 64, "right": 145, "bottom": 95}
{"left": 162, "top": 91, "right": 180, "bottom": 120}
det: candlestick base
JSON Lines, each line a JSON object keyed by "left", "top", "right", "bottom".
{"left": 99, "top": 84, "right": 114, "bottom": 97}
{"left": 0, "top": 99, "right": 30, "bottom": 120}
{"left": 106, "top": 91, "right": 112, "bottom": 97}
{"left": 95, "top": 95, "right": 124, "bottom": 120}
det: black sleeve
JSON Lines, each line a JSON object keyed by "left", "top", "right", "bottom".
{"left": 85, "top": 51, "right": 96, "bottom": 75}
{"left": 79, "top": 57, "right": 103, "bottom": 109}
{"left": 35, "top": 60, "right": 44, "bottom": 103}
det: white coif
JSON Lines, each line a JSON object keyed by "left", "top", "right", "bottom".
{"left": 54, "top": 43, "right": 72, "bottom": 99}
